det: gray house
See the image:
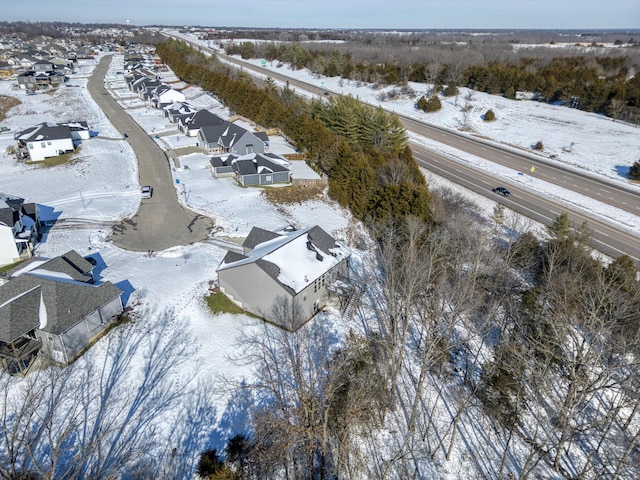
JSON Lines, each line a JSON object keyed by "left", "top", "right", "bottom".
{"left": 210, "top": 152, "right": 291, "bottom": 186}
{"left": 178, "top": 109, "right": 225, "bottom": 137}
{"left": 217, "top": 225, "right": 350, "bottom": 330}
{"left": 199, "top": 122, "right": 267, "bottom": 156}
{"left": 0, "top": 250, "right": 124, "bottom": 374}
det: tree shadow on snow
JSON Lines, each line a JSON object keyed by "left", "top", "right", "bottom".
{"left": 0, "top": 306, "right": 208, "bottom": 479}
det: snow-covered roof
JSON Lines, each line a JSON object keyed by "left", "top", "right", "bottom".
{"left": 218, "top": 225, "right": 348, "bottom": 293}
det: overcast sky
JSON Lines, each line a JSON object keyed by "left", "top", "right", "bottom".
{"left": 2, "top": 0, "right": 639, "bottom": 30}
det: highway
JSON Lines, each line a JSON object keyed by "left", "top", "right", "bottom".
{"left": 411, "top": 144, "right": 640, "bottom": 263}
{"left": 171, "top": 35, "right": 640, "bottom": 264}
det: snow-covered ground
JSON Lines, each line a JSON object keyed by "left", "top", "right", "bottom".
{"left": 0, "top": 41, "right": 638, "bottom": 477}
{"left": 179, "top": 31, "right": 640, "bottom": 236}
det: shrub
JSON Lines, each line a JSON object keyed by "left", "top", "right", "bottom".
{"left": 443, "top": 84, "right": 459, "bottom": 97}
{"left": 484, "top": 109, "right": 496, "bottom": 121}
{"left": 630, "top": 160, "right": 640, "bottom": 180}
{"left": 423, "top": 95, "right": 442, "bottom": 112}
{"left": 534, "top": 140, "right": 544, "bottom": 151}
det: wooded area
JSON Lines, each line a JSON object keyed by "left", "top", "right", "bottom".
{"left": 223, "top": 33, "right": 640, "bottom": 123}
{"left": 155, "top": 40, "right": 640, "bottom": 479}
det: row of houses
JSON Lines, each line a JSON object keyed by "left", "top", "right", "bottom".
{"left": 125, "top": 68, "right": 294, "bottom": 186}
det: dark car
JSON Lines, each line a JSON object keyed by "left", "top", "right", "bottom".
{"left": 492, "top": 186, "right": 511, "bottom": 197}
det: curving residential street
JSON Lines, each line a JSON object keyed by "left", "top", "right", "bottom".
{"left": 86, "top": 55, "right": 212, "bottom": 252}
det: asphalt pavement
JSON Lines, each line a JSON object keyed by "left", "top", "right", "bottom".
{"left": 86, "top": 55, "right": 212, "bottom": 252}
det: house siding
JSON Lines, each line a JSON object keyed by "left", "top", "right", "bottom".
{"left": 36, "top": 296, "right": 123, "bottom": 365}
{"left": 27, "top": 137, "right": 74, "bottom": 161}
{"left": 219, "top": 262, "right": 292, "bottom": 322}
{"left": 231, "top": 132, "right": 265, "bottom": 155}
{"left": 219, "top": 256, "right": 350, "bottom": 330}
{"left": 239, "top": 171, "right": 290, "bottom": 186}
{"left": 0, "top": 227, "right": 20, "bottom": 266}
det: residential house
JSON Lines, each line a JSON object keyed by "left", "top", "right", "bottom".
{"left": 0, "top": 193, "right": 39, "bottom": 267}
{"left": 178, "top": 109, "right": 225, "bottom": 137}
{"left": 0, "top": 250, "right": 124, "bottom": 374}
{"left": 16, "top": 70, "right": 37, "bottom": 91}
{"left": 199, "top": 122, "right": 268, "bottom": 155}
{"left": 163, "top": 101, "right": 196, "bottom": 123}
{"left": 217, "top": 225, "right": 350, "bottom": 330}
{"left": 210, "top": 152, "right": 291, "bottom": 186}
{"left": 32, "top": 59, "right": 55, "bottom": 72}
{"left": 14, "top": 122, "right": 75, "bottom": 161}
{"left": 149, "top": 84, "right": 185, "bottom": 109}
{"left": 0, "top": 61, "right": 16, "bottom": 79}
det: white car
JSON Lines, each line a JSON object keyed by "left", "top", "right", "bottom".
{"left": 141, "top": 186, "right": 153, "bottom": 199}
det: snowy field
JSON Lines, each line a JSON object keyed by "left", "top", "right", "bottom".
{"left": 0, "top": 44, "right": 639, "bottom": 477}
{"left": 177, "top": 31, "right": 640, "bottom": 235}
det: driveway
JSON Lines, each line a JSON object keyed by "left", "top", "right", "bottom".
{"left": 87, "top": 55, "right": 212, "bottom": 252}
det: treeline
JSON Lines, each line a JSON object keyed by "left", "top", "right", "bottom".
{"left": 156, "top": 39, "right": 640, "bottom": 479}
{"left": 156, "top": 38, "right": 431, "bottom": 224}
{"left": 226, "top": 40, "right": 640, "bottom": 118}
{"left": 195, "top": 202, "right": 640, "bottom": 479}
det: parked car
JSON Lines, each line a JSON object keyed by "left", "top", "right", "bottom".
{"left": 492, "top": 186, "right": 511, "bottom": 197}
{"left": 141, "top": 186, "right": 153, "bottom": 199}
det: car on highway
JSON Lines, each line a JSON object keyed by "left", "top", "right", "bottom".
{"left": 141, "top": 185, "right": 153, "bottom": 199}
{"left": 492, "top": 186, "right": 511, "bottom": 197}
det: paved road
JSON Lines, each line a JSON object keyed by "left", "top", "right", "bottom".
{"left": 411, "top": 144, "right": 640, "bottom": 264}
{"left": 171, "top": 36, "right": 640, "bottom": 263}
{"left": 87, "top": 55, "right": 212, "bottom": 252}
{"left": 204, "top": 43, "right": 640, "bottom": 216}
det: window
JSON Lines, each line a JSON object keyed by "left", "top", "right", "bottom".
{"left": 40, "top": 142, "right": 46, "bottom": 148}
{"left": 28, "top": 143, "right": 34, "bottom": 149}
{"left": 47, "top": 141, "right": 52, "bottom": 145}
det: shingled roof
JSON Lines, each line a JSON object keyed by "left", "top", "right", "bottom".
{"left": 218, "top": 226, "right": 347, "bottom": 294}
{"left": 0, "top": 250, "right": 122, "bottom": 343}
{"left": 14, "top": 122, "right": 72, "bottom": 142}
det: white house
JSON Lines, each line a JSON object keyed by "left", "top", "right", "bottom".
{"left": 150, "top": 85, "right": 185, "bottom": 108}
{"left": 14, "top": 122, "right": 75, "bottom": 161}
